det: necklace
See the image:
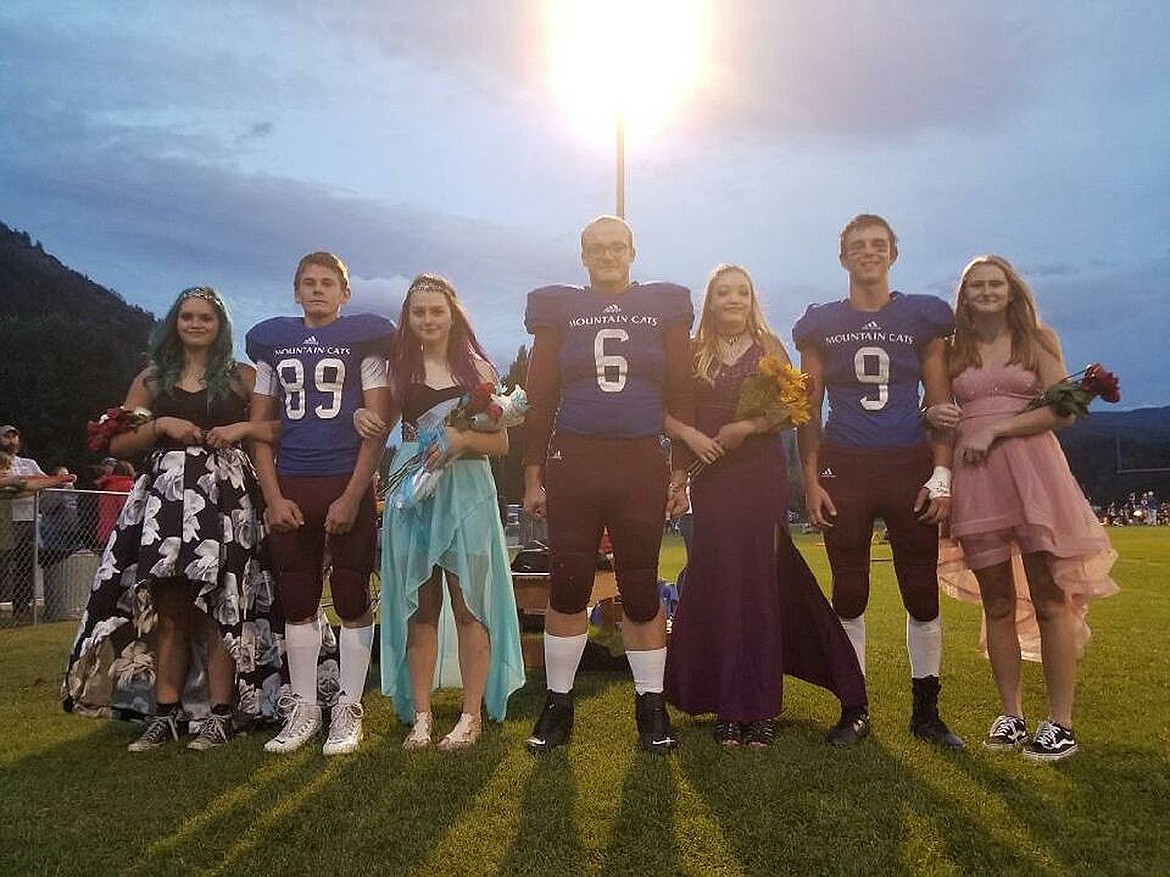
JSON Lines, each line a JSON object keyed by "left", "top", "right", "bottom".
{"left": 716, "top": 331, "right": 750, "bottom": 362}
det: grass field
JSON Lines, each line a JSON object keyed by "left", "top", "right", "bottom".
{"left": 3, "top": 529, "right": 1167, "bottom": 876}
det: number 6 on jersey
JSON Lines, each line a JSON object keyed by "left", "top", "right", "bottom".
{"left": 594, "top": 328, "right": 629, "bottom": 393}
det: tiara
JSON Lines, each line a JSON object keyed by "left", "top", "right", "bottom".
{"left": 180, "top": 287, "right": 222, "bottom": 306}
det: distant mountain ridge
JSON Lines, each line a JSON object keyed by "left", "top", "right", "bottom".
{"left": 0, "top": 220, "right": 155, "bottom": 476}
{"left": 1057, "top": 407, "right": 1170, "bottom": 502}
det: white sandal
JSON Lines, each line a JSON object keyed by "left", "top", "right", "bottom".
{"left": 437, "top": 712, "right": 482, "bottom": 752}
{"left": 403, "top": 711, "right": 434, "bottom": 750}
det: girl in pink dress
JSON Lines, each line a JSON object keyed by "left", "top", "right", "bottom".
{"left": 928, "top": 255, "right": 1118, "bottom": 762}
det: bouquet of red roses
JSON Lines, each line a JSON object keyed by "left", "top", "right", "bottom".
{"left": 385, "top": 383, "right": 528, "bottom": 509}
{"left": 447, "top": 383, "right": 528, "bottom": 431}
{"left": 86, "top": 406, "right": 153, "bottom": 452}
{"left": 1026, "top": 363, "right": 1120, "bottom": 419}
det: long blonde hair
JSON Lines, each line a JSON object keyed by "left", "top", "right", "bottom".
{"left": 949, "top": 255, "right": 1059, "bottom": 378}
{"left": 693, "top": 264, "right": 788, "bottom": 383}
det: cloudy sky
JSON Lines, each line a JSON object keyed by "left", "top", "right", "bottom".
{"left": 2, "top": 1, "right": 1167, "bottom": 407}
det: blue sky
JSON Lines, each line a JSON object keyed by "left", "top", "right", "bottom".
{"left": 2, "top": 1, "right": 1167, "bottom": 407}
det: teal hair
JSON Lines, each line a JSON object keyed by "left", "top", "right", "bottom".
{"left": 147, "top": 286, "right": 238, "bottom": 403}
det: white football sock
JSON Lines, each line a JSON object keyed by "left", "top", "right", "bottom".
{"left": 286, "top": 616, "right": 323, "bottom": 703}
{"left": 543, "top": 632, "right": 587, "bottom": 694}
{"left": 339, "top": 622, "right": 375, "bottom": 703}
{"left": 839, "top": 614, "right": 867, "bottom": 677}
{"left": 627, "top": 647, "right": 667, "bottom": 695}
{"left": 907, "top": 614, "right": 943, "bottom": 678}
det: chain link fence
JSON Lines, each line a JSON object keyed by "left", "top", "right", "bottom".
{"left": 1, "top": 487, "right": 124, "bottom": 628}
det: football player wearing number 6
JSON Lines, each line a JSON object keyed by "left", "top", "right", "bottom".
{"left": 793, "top": 214, "right": 964, "bottom": 749}
{"left": 246, "top": 252, "right": 395, "bottom": 756}
{"left": 523, "top": 215, "right": 695, "bottom": 753}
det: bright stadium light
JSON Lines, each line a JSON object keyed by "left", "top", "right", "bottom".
{"left": 547, "top": 0, "right": 711, "bottom": 217}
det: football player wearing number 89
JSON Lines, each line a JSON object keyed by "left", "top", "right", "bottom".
{"left": 246, "top": 252, "right": 395, "bottom": 756}
{"left": 523, "top": 216, "right": 695, "bottom": 754}
{"left": 793, "top": 214, "right": 964, "bottom": 749}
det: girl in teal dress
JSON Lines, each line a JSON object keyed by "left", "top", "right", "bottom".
{"left": 358, "top": 274, "right": 524, "bottom": 750}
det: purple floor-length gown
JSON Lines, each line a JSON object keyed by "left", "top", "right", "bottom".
{"left": 665, "top": 344, "right": 867, "bottom": 722}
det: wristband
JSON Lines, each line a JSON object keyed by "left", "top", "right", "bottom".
{"left": 922, "top": 465, "right": 951, "bottom": 499}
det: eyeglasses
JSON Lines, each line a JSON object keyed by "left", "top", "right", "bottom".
{"left": 583, "top": 242, "right": 630, "bottom": 259}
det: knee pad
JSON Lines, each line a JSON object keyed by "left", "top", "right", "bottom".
{"left": 831, "top": 585, "right": 868, "bottom": 621}
{"left": 904, "top": 590, "right": 940, "bottom": 622}
{"left": 617, "top": 568, "right": 660, "bottom": 623}
{"left": 549, "top": 551, "right": 595, "bottom": 615}
{"left": 329, "top": 568, "right": 372, "bottom": 622}
{"left": 278, "top": 572, "right": 323, "bottom": 624}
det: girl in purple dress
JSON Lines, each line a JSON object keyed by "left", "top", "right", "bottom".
{"left": 664, "top": 265, "right": 868, "bottom": 747}
{"left": 929, "top": 256, "right": 1118, "bottom": 761}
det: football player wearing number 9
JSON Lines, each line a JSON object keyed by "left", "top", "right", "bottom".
{"left": 246, "top": 252, "right": 395, "bottom": 756}
{"left": 523, "top": 216, "right": 695, "bottom": 753}
{"left": 793, "top": 214, "right": 964, "bottom": 749}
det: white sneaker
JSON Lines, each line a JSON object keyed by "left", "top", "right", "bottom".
{"left": 403, "top": 711, "right": 434, "bottom": 751}
{"left": 322, "top": 699, "right": 365, "bottom": 756}
{"left": 264, "top": 694, "right": 322, "bottom": 753}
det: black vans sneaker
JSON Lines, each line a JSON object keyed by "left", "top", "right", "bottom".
{"left": 1023, "top": 720, "right": 1078, "bottom": 762}
{"left": 983, "top": 715, "right": 1028, "bottom": 750}
{"left": 526, "top": 690, "right": 574, "bottom": 753}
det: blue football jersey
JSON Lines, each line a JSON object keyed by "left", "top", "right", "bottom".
{"left": 792, "top": 292, "right": 953, "bottom": 448}
{"left": 246, "top": 313, "right": 395, "bottom": 476}
{"left": 526, "top": 281, "right": 693, "bottom": 438}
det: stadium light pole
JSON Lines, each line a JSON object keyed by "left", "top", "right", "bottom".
{"left": 615, "top": 111, "right": 626, "bottom": 218}
{"left": 548, "top": 1, "right": 708, "bottom": 220}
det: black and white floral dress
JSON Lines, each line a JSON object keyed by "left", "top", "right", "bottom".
{"left": 62, "top": 386, "right": 338, "bottom": 727}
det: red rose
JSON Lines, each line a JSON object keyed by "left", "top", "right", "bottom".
{"left": 487, "top": 402, "right": 503, "bottom": 421}
{"left": 469, "top": 383, "right": 494, "bottom": 412}
{"left": 1081, "top": 363, "right": 1121, "bottom": 404}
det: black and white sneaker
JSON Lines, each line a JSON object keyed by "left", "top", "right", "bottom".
{"left": 127, "top": 706, "right": 189, "bottom": 752}
{"left": 983, "top": 715, "right": 1028, "bottom": 751}
{"left": 1023, "top": 720, "right": 1078, "bottom": 762}
{"left": 187, "top": 713, "right": 234, "bottom": 752}
{"left": 635, "top": 691, "right": 679, "bottom": 753}
{"left": 526, "top": 690, "right": 574, "bottom": 753}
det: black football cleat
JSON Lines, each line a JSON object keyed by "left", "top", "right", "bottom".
{"left": 826, "top": 705, "right": 870, "bottom": 747}
{"left": 909, "top": 676, "right": 965, "bottom": 750}
{"left": 526, "top": 690, "right": 574, "bottom": 753}
{"left": 635, "top": 691, "right": 679, "bottom": 753}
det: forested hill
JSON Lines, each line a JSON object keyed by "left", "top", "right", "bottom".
{"left": 0, "top": 221, "right": 155, "bottom": 475}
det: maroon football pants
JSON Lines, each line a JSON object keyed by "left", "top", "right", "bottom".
{"left": 545, "top": 433, "right": 668, "bottom": 623}
{"left": 268, "top": 473, "right": 376, "bottom": 622}
{"left": 818, "top": 442, "right": 939, "bottom": 621}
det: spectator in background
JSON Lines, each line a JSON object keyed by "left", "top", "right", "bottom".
{"left": 1, "top": 446, "right": 76, "bottom": 621}
{"left": 94, "top": 460, "right": 135, "bottom": 547}
{"left": 38, "top": 466, "right": 84, "bottom": 570}
{"left": 1, "top": 425, "right": 49, "bottom": 619}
